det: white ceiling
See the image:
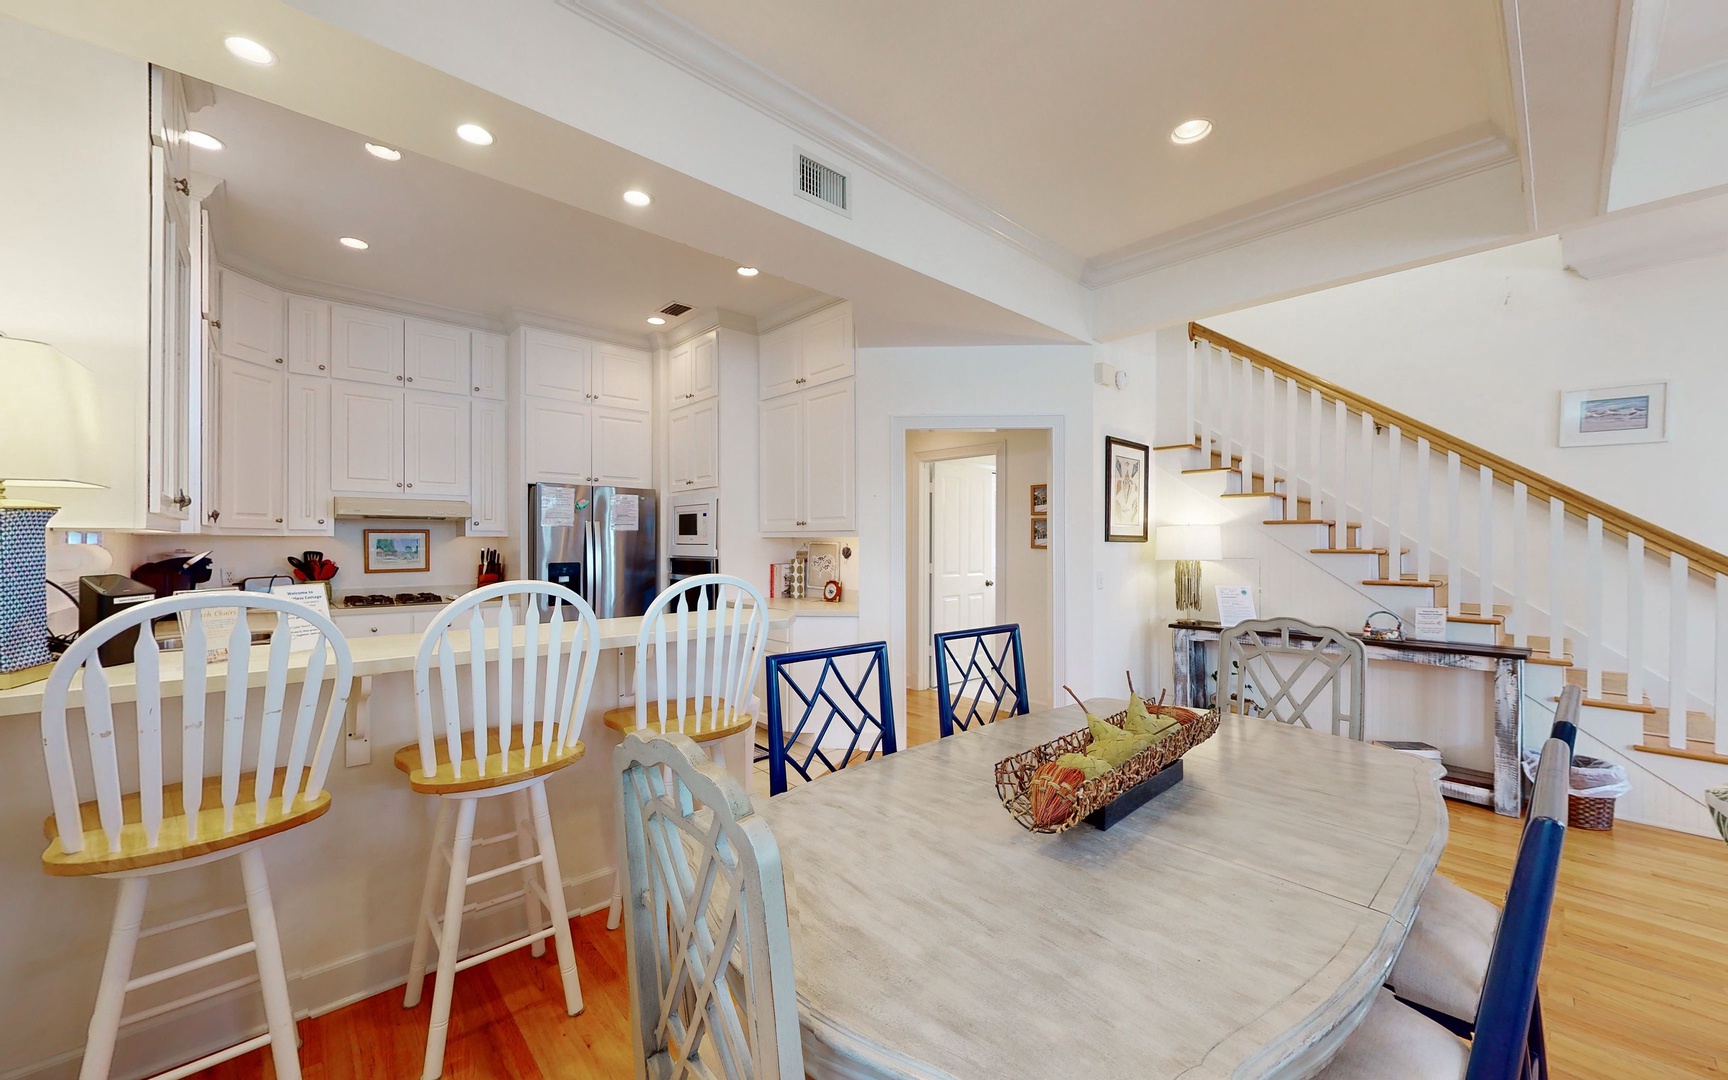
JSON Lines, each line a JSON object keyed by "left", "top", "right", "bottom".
{"left": 648, "top": 0, "right": 1515, "bottom": 261}
{"left": 1646, "top": 0, "right": 1728, "bottom": 85}
{"left": 194, "top": 87, "right": 820, "bottom": 335}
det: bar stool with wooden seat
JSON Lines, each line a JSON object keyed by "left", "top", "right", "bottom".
{"left": 602, "top": 574, "right": 769, "bottom": 928}
{"left": 39, "top": 592, "right": 354, "bottom": 1080}
{"left": 395, "top": 581, "right": 602, "bottom": 1080}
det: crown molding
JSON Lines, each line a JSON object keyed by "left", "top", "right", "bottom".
{"left": 504, "top": 308, "right": 655, "bottom": 350}
{"left": 218, "top": 255, "right": 505, "bottom": 332}
{"left": 552, "top": 0, "right": 1085, "bottom": 279}
{"left": 755, "top": 295, "right": 848, "bottom": 337}
{"left": 1082, "top": 132, "right": 1517, "bottom": 287}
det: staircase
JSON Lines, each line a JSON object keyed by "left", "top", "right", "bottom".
{"left": 1162, "top": 324, "right": 1728, "bottom": 837}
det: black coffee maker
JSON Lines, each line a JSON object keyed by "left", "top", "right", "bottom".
{"left": 131, "top": 551, "right": 215, "bottom": 597}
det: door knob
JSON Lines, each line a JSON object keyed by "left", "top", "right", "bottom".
{"left": 985, "top": 580, "right": 995, "bottom": 586}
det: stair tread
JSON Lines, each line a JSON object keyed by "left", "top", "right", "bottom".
{"left": 1220, "top": 491, "right": 1282, "bottom": 499}
{"left": 1180, "top": 467, "right": 1237, "bottom": 475}
{"left": 1447, "top": 613, "right": 1504, "bottom": 625}
{"left": 1551, "top": 692, "right": 1657, "bottom": 715}
{"left": 1309, "top": 547, "right": 1408, "bottom": 555}
{"left": 1265, "top": 519, "right": 1361, "bottom": 527}
{"left": 1458, "top": 603, "right": 1513, "bottom": 617}
{"left": 1632, "top": 738, "right": 1728, "bottom": 766}
{"left": 1526, "top": 654, "right": 1574, "bottom": 668}
{"left": 1154, "top": 442, "right": 1201, "bottom": 452}
{"left": 1363, "top": 578, "right": 1446, "bottom": 587}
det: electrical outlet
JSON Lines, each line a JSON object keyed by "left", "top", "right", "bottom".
{"left": 1096, "top": 570, "right": 1104, "bottom": 590}
{"left": 220, "top": 567, "right": 235, "bottom": 586}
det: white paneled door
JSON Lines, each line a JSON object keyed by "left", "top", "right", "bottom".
{"left": 928, "top": 456, "right": 997, "bottom": 680}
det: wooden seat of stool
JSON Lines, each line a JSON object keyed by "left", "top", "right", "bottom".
{"left": 42, "top": 770, "right": 330, "bottom": 877}
{"left": 602, "top": 699, "right": 755, "bottom": 743}
{"left": 393, "top": 731, "right": 587, "bottom": 795}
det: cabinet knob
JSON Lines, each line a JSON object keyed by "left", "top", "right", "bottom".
{"left": 473, "top": 520, "right": 480, "bottom": 526}
{"left": 406, "top": 483, "right": 414, "bottom": 488}
{"left": 397, "top": 482, "right": 404, "bottom": 488}
{"left": 396, "top": 375, "right": 404, "bottom": 382}
{"left": 275, "top": 517, "right": 283, "bottom": 523}
{"left": 370, "top": 626, "right": 380, "bottom": 633}
{"left": 275, "top": 357, "right": 284, "bottom": 364}
{"left": 317, "top": 518, "right": 325, "bottom": 525}
{"left": 406, "top": 376, "right": 414, "bottom": 383}
{"left": 319, "top": 364, "right": 326, "bottom": 371}
{"left": 473, "top": 386, "right": 480, "bottom": 392}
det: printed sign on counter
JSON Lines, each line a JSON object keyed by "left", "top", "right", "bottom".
{"left": 613, "top": 493, "right": 640, "bottom": 532}
{"left": 1412, "top": 607, "right": 1449, "bottom": 641}
{"left": 272, "top": 584, "right": 333, "bottom": 652}
{"left": 1215, "top": 585, "right": 1258, "bottom": 628}
{"left": 175, "top": 587, "right": 241, "bottom": 663}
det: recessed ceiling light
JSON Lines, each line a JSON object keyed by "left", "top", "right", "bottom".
{"left": 456, "top": 124, "right": 494, "bottom": 146}
{"left": 646, "top": 317, "right": 667, "bottom": 325}
{"left": 364, "top": 142, "right": 402, "bottom": 161}
{"left": 184, "top": 130, "right": 224, "bottom": 151}
{"left": 736, "top": 266, "right": 759, "bottom": 277}
{"left": 223, "top": 36, "right": 276, "bottom": 65}
{"left": 622, "top": 189, "right": 652, "bottom": 208}
{"left": 339, "top": 236, "right": 369, "bottom": 250}
{"left": 1170, "top": 118, "right": 1214, "bottom": 145}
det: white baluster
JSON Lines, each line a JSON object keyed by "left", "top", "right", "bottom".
{"left": 1385, "top": 425, "right": 1403, "bottom": 578}
{"left": 1548, "top": 498, "right": 1565, "bottom": 661}
{"left": 1627, "top": 535, "right": 1645, "bottom": 703}
{"left": 1219, "top": 349, "right": 1234, "bottom": 470}
{"left": 1415, "top": 436, "right": 1431, "bottom": 585}
{"left": 1309, "top": 388, "right": 1324, "bottom": 527}
{"left": 1243, "top": 360, "right": 1258, "bottom": 493}
{"left": 1585, "top": 516, "right": 1603, "bottom": 698}
{"left": 1197, "top": 343, "right": 1213, "bottom": 463}
{"left": 1333, "top": 399, "right": 1349, "bottom": 540}
{"left": 1479, "top": 467, "right": 1495, "bottom": 620}
{"left": 1358, "top": 411, "right": 1375, "bottom": 550}
{"left": 1262, "top": 366, "right": 1276, "bottom": 501}
{"left": 1716, "top": 575, "right": 1728, "bottom": 756}
{"left": 1185, "top": 338, "right": 1198, "bottom": 449}
{"left": 1446, "top": 453, "right": 1462, "bottom": 617}
{"left": 1511, "top": 481, "right": 1529, "bottom": 647}
{"left": 1284, "top": 377, "right": 1298, "bottom": 521}
{"left": 1670, "top": 554, "right": 1690, "bottom": 750}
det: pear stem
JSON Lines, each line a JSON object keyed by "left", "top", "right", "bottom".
{"left": 1062, "top": 685, "right": 1087, "bottom": 713}
{"left": 1125, "top": 670, "right": 1136, "bottom": 697}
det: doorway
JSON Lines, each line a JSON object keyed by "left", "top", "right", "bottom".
{"left": 924, "top": 454, "right": 1001, "bottom": 685}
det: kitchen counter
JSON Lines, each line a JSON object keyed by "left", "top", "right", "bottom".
{"left": 766, "top": 597, "right": 858, "bottom": 617}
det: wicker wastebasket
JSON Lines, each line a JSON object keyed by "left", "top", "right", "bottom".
{"left": 1566, "top": 755, "right": 1629, "bottom": 831}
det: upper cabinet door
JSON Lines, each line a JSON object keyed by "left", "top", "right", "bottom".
{"left": 467, "top": 399, "right": 509, "bottom": 536}
{"left": 669, "top": 398, "right": 718, "bottom": 489}
{"left": 523, "top": 328, "right": 590, "bottom": 402}
{"left": 403, "top": 318, "right": 471, "bottom": 395}
{"left": 593, "top": 343, "right": 652, "bottom": 411}
{"left": 801, "top": 380, "right": 855, "bottom": 533}
{"left": 758, "top": 395, "right": 804, "bottom": 533}
{"left": 403, "top": 391, "right": 471, "bottom": 497}
{"left": 688, "top": 331, "right": 719, "bottom": 402}
{"left": 331, "top": 383, "right": 405, "bottom": 493}
{"left": 285, "top": 376, "right": 333, "bottom": 534}
{"left": 592, "top": 407, "right": 653, "bottom": 487}
{"left": 667, "top": 341, "right": 693, "bottom": 403}
{"left": 471, "top": 331, "right": 507, "bottom": 399}
{"left": 799, "top": 305, "right": 855, "bottom": 389}
{"left": 214, "top": 356, "right": 286, "bottom": 533}
{"left": 286, "top": 296, "right": 330, "bottom": 376}
{"left": 525, "top": 398, "right": 593, "bottom": 483}
{"left": 219, "top": 270, "right": 284, "bottom": 368}
{"left": 758, "top": 325, "right": 800, "bottom": 399}
{"left": 330, "top": 304, "right": 405, "bottom": 385}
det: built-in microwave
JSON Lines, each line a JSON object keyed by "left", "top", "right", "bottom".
{"left": 670, "top": 493, "right": 719, "bottom": 557}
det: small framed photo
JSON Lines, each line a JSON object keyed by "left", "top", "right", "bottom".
{"left": 1029, "top": 483, "right": 1050, "bottom": 516}
{"left": 1030, "top": 517, "right": 1050, "bottom": 550}
{"left": 363, "top": 529, "right": 431, "bottom": 573}
{"left": 1104, "top": 436, "right": 1149, "bottom": 542}
{"left": 1559, "top": 382, "right": 1671, "bottom": 447}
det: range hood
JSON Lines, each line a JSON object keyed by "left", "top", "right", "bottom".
{"left": 333, "top": 497, "right": 472, "bottom": 521}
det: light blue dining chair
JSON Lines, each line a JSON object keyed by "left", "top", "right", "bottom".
{"left": 933, "top": 624, "right": 1030, "bottom": 737}
{"left": 764, "top": 642, "right": 898, "bottom": 796}
{"left": 1318, "top": 738, "right": 1571, "bottom": 1079}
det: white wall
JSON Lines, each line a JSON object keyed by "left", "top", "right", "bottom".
{"left": 1208, "top": 236, "right": 1728, "bottom": 552}
{"left": 0, "top": 17, "right": 149, "bottom": 529}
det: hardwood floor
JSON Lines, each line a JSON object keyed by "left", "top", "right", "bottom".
{"left": 194, "top": 703, "right": 1728, "bottom": 1078}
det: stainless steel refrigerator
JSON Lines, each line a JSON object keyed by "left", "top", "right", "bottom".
{"left": 528, "top": 484, "right": 659, "bottom": 617}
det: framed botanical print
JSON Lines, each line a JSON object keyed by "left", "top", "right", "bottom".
{"left": 1105, "top": 436, "right": 1149, "bottom": 542}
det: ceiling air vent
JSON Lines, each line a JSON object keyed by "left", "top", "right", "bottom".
{"left": 659, "top": 302, "right": 693, "bottom": 317}
{"left": 796, "top": 150, "right": 850, "bottom": 216}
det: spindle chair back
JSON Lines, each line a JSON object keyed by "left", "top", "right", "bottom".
{"left": 628, "top": 574, "right": 769, "bottom": 739}
{"left": 1217, "top": 617, "right": 1365, "bottom": 740}
{"left": 933, "top": 623, "right": 1030, "bottom": 737}
{"left": 615, "top": 731, "right": 803, "bottom": 1080}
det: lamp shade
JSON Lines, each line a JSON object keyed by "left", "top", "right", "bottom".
{"left": 1155, "top": 524, "right": 1222, "bottom": 561}
{"left": 0, "top": 336, "right": 104, "bottom": 489}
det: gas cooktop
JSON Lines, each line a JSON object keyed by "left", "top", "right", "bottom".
{"left": 340, "top": 592, "right": 451, "bottom": 608}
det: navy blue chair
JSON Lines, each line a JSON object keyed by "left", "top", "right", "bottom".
{"left": 933, "top": 624, "right": 1030, "bottom": 738}
{"left": 764, "top": 642, "right": 898, "bottom": 796}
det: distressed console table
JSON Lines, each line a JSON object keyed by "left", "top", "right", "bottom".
{"left": 1170, "top": 621, "right": 1530, "bottom": 816}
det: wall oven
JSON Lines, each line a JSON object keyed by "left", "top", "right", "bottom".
{"left": 669, "top": 493, "right": 719, "bottom": 557}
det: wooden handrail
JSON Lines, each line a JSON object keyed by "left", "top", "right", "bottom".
{"left": 1189, "top": 322, "right": 1728, "bottom": 579}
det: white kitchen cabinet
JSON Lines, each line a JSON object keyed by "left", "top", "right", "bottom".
{"left": 758, "top": 304, "right": 853, "bottom": 400}
{"left": 147, "top": 137, "right": 196, "bottom": 527}
{"left": 668, "top": 397, "right": 718, "bottom": 490}
{"left": 593, "top": 343, "right": 653, "bottom": 410}
{"left": 592, "top": 407, "right": 653, "bottom": 487}
{"left": 219, "top": 270, "right": 284, "bottom": 369}
{"left": 471, "top": 331, "right": 507, "bottom": 399}
{"left": 287, "top": 296, "right": 331, "bottom": 376}
{"left": 668, "top": 331, "right": 719, "bottom": 404}
{"left": 523, "top": 328, "right": 591, "bottom": 402}
{"left": 330, "top": 304, "right": 405, "bottom": 385}
{"left": 286, "top": 375, "right": 332, "bottom": 534}
{"left": 331, "top": 382, "right": 405, "bottom": 493}
{"left": 332, "top": 611, "right": 415, "bottom": 638}
{"left": 526, "top": 397, "right": 593, "bottom": 483}
{"left": 758, "top": 395, "right": 804, "bottom": 533}
{"left": 403, "top": 391, "right": 471, "bottom": 497}
{"left": 403, "top": 318, "right": 471, "bottom": 395}
{"left": 758, "top": 378, "right": 855, "bottom": 535}
{"left": 468, "top": 399, "right": 508, "bottom": 536}
{"left": 212, "top": 355, "right": 285, "bottom": 533}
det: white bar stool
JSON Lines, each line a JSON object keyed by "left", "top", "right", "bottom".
{"left": 39, "top": 592, "right": 353, "bottom": 1080}
{"left": 601, "top": 574, "right": 770, "bottom": 929}
{"left": 395, "top": 581, "right": 602, "bottom": 1080}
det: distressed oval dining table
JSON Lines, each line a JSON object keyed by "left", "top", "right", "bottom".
{"left": 756, "top": 702, "right": 1448, "bottom": 1080}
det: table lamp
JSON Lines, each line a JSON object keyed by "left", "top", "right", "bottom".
{"left": 1, "top": 334, "right": 103, "bottom": 688}
{"left": 1155, "top": 524, "right": 1222, "bottom": 617}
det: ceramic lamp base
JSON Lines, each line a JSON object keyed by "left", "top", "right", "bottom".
{"left": 0, "top": 504, "right": 56, "bottom": 685}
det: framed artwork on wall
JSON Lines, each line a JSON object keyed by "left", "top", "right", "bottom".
{"left": 1029, "top": 483, "right": 1050, "bottom": 516}
{"left": 363, "top": 529, "right": 431, "bottom": 573}
{"left": 1105, "top": 436, "right": 1149, "bottom": 542}
{"left": 1030, "top": 517, "right": 1050, "bottom": 550}
{"left": 1558, "top": 382, "right": 1671, "bottom": 447}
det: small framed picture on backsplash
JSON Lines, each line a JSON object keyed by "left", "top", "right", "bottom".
{"left": 363, "top": 529, "right": 431, "bottom": 574}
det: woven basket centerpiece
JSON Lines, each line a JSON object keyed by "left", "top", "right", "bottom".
{"left": 996, "top": 682, "right": 1221, "bottom": 834}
